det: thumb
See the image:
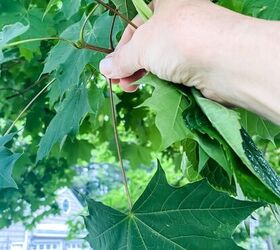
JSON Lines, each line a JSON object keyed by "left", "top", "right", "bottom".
{"left": 99, "top": 39, "right": 143, "bottom": 79}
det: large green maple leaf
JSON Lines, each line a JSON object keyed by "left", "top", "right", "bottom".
{"left": 0, "top": 22, "right": 29, "bottom": 63}
{"left": 218, "top": 0, "right": 280, "bottom": 20}
{"left": 43, "top": 12, "right": 123, "bottom": 103}
{"left": 0, "top": 134, "right": 21, "bottom": 189}
{"left": 139, "top": 74, "right": 193, "bottom": 150}
{"left": 36, "top": 85, "right": 91, "bottom": 162}
{"left": 85, "top": 163, "right": 262, "bottom": 250}
{"left": 238, "top": 109, "right": 280, "bottom": 144}
{"left": 192, "top": 90, "right": 280, "bottom": 200}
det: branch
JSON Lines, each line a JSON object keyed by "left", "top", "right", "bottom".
{"left": 4, "top": 36, "right": 112, "bottom": 55}
{"left": 3, "top": 37, "right": 75, "bottom": 49}
{"left": 82, "top": 43, "right": 113, "bottom": 54}
{"left": 6, "top": 75, "right": 49, "bottom": 100}
{"left": 0, "top": 87, "right": 23, "bottom": 97}
{"left": 4, "top": 79, "right": 55, "bottom": 136}
{"left": 109, "top": 14, "right": 117, "bottom": 50}
{"left": 106, "top": 14, "right": 133, "bottom": 210}
{"left": 94, "top": 0, "right": 138, "bottom": 29}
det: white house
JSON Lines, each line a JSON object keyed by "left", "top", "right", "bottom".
{"left": 0, "top": 188, "right": 90, "bottom": 250}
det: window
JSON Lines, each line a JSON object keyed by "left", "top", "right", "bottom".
{"left": 62, "top": 199, "right": 70, "bottom": 213}
{"left": 11, "top": 243, "right": 24, "bottom": 250}
{"left": 29, "top": 242, "right": 61, "bottom": 250}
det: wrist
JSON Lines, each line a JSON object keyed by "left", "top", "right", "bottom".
{"left": 208, "top": 16, "right": 280, "bottom": 124}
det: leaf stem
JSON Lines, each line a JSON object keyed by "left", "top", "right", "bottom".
{"left": 3, "top": 37, "right": 75, "bottom": 48}
{"left": 94, "top": 0, "right": 138, "bottom": 29}
{"left": 109, "top": 14, "right": 117, "bottom": 50}
{"left": 6, "top": 75, "right": 49, "bottom": 100}
{"left": 108, "top": 79, "right": 133, "bottom": 210}
{"left": 82, "top": 43, "right": 113, "bottom": 54}
{"left": 107, "top": 15, "right": 132, "bottom": 210}
{"left": 79, "top": 4, "right": 99, "bottom": 43}
{"left": 4, "top": 36, "right": 112, "bottom": 54}
{"left": 4, "top": 79, "right": 55, "bottom": 136}
{"left": 132, "top": 0, "right": 153, "bottom": 22}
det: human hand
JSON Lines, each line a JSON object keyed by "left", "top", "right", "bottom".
{"left": 100, "top": 0, "right": 280, "bottom": 125}
{"left": 100, "top": 0, "right": 245, "bottom": 100}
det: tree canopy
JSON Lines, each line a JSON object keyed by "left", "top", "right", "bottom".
{"left": 1, "top": 0, "right": 280, "bottom": 249}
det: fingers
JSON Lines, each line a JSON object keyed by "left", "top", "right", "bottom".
{"left": 100, "top": 2, "right": 154, "bottom": 92}
{"left": 116, "top": 15, "right": 144, "bottom": 50}
{"left": 119, "top": 69, "right": 146, "bottom": 92}
{"left": 100, "top": 21, "right": 148, "bottom": 79}
{"left": 111, "top": 79, "right": 119, "bottom": 84}
{"left": 100, "top": 42, "right": 141, "bottom": 79}
{"left": 116, "top": 2, "right": 155, "bottom": 49}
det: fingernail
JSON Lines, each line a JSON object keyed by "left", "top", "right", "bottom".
{"left": 100, "top": 57, "right": 113, "bottom": 76}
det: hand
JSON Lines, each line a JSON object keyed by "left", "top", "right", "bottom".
{"left": 99, "top": 0, "right": 245, "bottom": 101}
{"left": 100, "top": 0, "right": 280, "bottom": 125}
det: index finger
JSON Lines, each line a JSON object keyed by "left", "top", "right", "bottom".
{"left": 116, "top": 2, "right": 154, "bottom": 49}
{"left": 116, "top": 15, "right": 143, "bottom": 50}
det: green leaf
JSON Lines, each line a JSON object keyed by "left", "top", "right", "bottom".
{"left": 42, "top": 18, "right": 92, "bottom": 103}
{"left": 196, "top": 134, "right": 231, "bottom": 176}
{"left": 184, "top": 100, "right": 233, "bottom": 178}
{"left": 43, "top": 0, "right": 60, "bottom": 18}
{"left": 18, "top": 8, "right": 56, "bottom": 57}
{"left": 182, "top": 91, "right": 280, "bottom": 202}
{"left": 122, "top": 143, "right": 152, "bottom": 168}
{"left": 201, "top": 159, "right": 236, "bottom": 194}
{"left": 218, "top": 0, "right": 280, "bottom": 20}
{"left": 85, "top": 163, "right": 262, "bottom": 250}
{"left": 60, "top": 138, "right": 93, "bottom": 165}
{"left": 43, "top": 13, "right": 122, "bottom": 103}
{"left": 241, "top": 0, "right": 280, "bottom": 20}
{"left": 241, "top": 128, "right": 280, "bottom": 196}
{"left": 61, "top": 0, "right": 81, "bottom": 20}
{"left": 0, "top": 133, "right": 15, "bottom": 146}
{"left": 139, "top": 74, "right": 192, "bottom": 150}
{"left": 233, "top": 156, "right": 280, "bottom": 204}
{"left": 132, "top": 0, "right": 153, "bottom": 21}
{"left": 198, "top": 146, "right": 209, "bottom": 172}
{"left": 193, "top": 89, "right": 280, "bottom": 200}
{"left": 0, "top": 22, "right": 29, "bottom": 62}
{"left": 182, "top": 140, "right": 200, "bottom": 182}
{"left": 111, "top": 0, "right": 137, "bottom": 19}
{"left": 88, "top": 83, "right": 106, "bottom": 120}
{"left": 0, "top": 22, "right": 28, "bottom": 46}
{"left": 0, "top": 134, "right": 21, "bottom": 189}
{"left": 36, "top": 85, "right": 91, "bottom": 162}
{"left": 238, "top": 109, "right": 280, "bottom": 144}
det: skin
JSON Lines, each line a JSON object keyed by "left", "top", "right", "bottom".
{"left": 100, "top": 0, "right": 280, "bottom": 125}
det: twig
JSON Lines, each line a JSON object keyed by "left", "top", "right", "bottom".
{"left": 107, "top": 14, "right": 133, "bottom": 210}
{"left": 94, "top": 0, "right": 138, "bottom": 29}
{"left": 6, "top": 75, "right": 49, "bottom": 100}
{"left": 109, "top": 14, "right": 117, "bottom": 50}
{"left": 4, "top": 36, "right": 112, "bottom": 55}
{"left": 4, "top": 79, "right": 55, "bottom": 136}
{"left": 82, "top": 43, "right": 113, "bottom": 54}
{"left": 0, "top": 87, "right": 23, "bottom": 97}
{"left": 108, "top": 79, "right": 132, "bottom": 210}
{"left": 4, "top": 37, "right": 75, "bottom": 49}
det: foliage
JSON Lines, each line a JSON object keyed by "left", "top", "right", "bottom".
{"left": 0, "top": 0, "right": 280, "bottom": 249}
{"left": 85, "top": 164, "right": 261, "bottom": 250}
{"left": 0, "top": 133, "right": 21, "bottom": 189}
